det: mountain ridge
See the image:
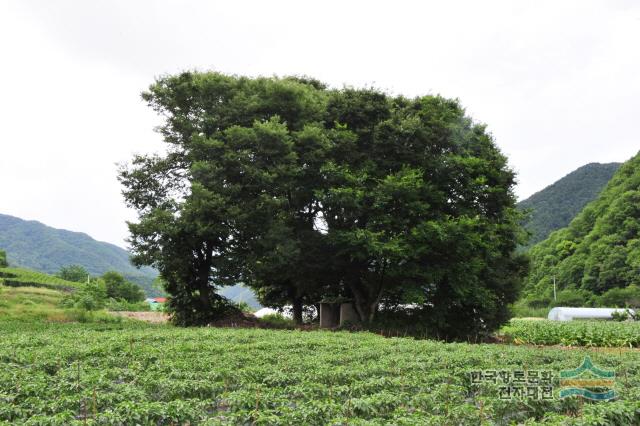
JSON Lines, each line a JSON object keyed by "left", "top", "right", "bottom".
{"left": 523, "top": 151, "right": 640, "bottom": 307}
{"left": 517, "top": 162, "right": 621, "bottom": 247}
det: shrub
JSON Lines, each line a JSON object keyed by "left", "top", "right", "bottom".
{"left": 550, "top": 288, "right": 595, "bottom": 307}
{"left": 56, "top": 265, "right": 89, "bottom": 283}
{"left": 0, "top": 250, "right": 7, "bottom": 268}
{"left": 597, "top": 285, "right": 640, "bottom": 308}
{"left": 105, "top": 298, "right": 151, "bottom": 312}
{"left": 102, "top": 271, "right": 145, "bottom": 303}
{"left": 60, "top": 280, "right": 107, "bottom": 311}
{"left": 259, "top": 313, "right": 295, "bottom": 329}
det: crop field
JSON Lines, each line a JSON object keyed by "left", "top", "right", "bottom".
{"left": 501, "top": 319, "right": 640, "bottom": 348}
{"left": 1, "top": 322, "right": 639, "bottom": 425}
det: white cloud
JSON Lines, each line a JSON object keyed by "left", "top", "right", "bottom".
{"left": 1, "top": 0, "right": 638, "bottom": 246}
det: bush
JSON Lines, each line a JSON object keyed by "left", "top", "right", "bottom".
{"left": 102, "top": 271, "right": 145, "bottom": 303}
{"left": 259, "top": 313, "right": 295, "bottom": 329}
{"left": 510, "top": 299, "right": 549, "bottom": 318}
{"left": 550, "top": 288, "right": 595, "bottom": 307}
{"left": 597, "top": 285, "right": 640, "bottom": 308}
{"left": 235, "top": 301, "right": 254, "bottom": 314}
{"left": 56, "top": 265, "right": 90, "bottom": 283}
{"left": 0, "top": 250, "right": 8, "bottom": 268}
{"left": 60, "top": 280, "right": 107, "bottom": 311}
{"left": 105, "top": 298, "right": 151, "bottom": 312}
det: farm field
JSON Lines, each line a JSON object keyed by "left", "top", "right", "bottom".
{"left": 501, "top": 319, "right": 640, "bottom": 348}
{"left": 1, "top": 322, "right": 639, "bottom": 425}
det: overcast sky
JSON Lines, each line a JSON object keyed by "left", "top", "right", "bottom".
{"left": 1, "top": 0, "right": 638, "bottom": 248}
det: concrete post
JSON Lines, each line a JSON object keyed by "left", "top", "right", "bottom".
{"left": 339, "top": 303, "right": 360, "bottom": 326}
{"left": 319, "top": 303, "right": 339, "bottom": 328}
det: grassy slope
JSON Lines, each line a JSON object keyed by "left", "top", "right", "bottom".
{"left": 0, "top": 267, "right": 123, "bottom": 323}
{"left": 0, "top": 266, "right": 82, "bottom": 290}
{"left": 0, "top": 323, "right": 638, "bottom": 425}
{"left": 0, "top": 286, "right": 69, "bottom": 322}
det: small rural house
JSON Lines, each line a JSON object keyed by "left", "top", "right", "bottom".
{"left": 146, "top": 297, "right": 167, "bottom": 311}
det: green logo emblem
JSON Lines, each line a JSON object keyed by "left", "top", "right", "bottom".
{"left": 559, "top": 356, "right": 616, "bottom": 400}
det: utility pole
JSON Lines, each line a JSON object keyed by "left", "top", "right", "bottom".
{"left": 553, "top": 276, "right": 557, "bottom": 301}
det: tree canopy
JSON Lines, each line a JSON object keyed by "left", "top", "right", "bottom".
{"left": 101, "top": 271, "right": 146, "bottom": 303}
{"left": 56, "top": 265, "right": 89, "bottom": 283}
{"left": 523, "top": 152, "right": 640, "bottom": 308}
{"left": 120, "top": 72, "right": 526, "bottom": 337}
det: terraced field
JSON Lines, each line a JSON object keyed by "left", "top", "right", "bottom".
{"left": 0, "top": 267, "right": 81, "bottom": 291}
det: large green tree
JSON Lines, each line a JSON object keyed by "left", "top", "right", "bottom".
{"left": 56, "top": 265, "right": 89, "bottom": 283}
{"left": 121, "top": 72, "right": 526, "bottom": 335}
{"left": 318, "top": 90, "right": 527, "bottom": 334}
{"left": 101, "top": 271, "right": 145, "bottom": 303}
{"left": 120, "top": 73, "right": 331, "bottom": 325}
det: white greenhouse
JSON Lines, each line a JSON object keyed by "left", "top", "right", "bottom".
{"left": 547, "top": 307, "right": 634, "bottom": 321}
{"left": 253, "top": 307, "right": 293, "bottom": 319}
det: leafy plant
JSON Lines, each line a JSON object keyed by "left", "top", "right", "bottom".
{"left": 0, "top": 323, "right": 638, "bottom": 424}
{"left": 501, "top": 319, "right": 640, "bottom": 347}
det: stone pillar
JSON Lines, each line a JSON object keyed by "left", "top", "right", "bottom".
{"left": 339, "top": 303, "right": 360, "bottom": 326}
{"left": 319, "top": 303, "right": 339, "bottom": 328}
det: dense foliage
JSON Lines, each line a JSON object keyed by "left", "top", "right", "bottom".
{"left": 518, "top": 163, "right": 620, "bottom": 247}
{"left": 0, "top": 323, "right": 638, "bottom": 425}
{"left": 523, "top": 153, "right": 640, "bottom": 309}
{"left": 120, "top": 72, "right": 526, "bottom": 336}
{"left": 0, "top": 213, "right": 158, "bottom": 294}
{"left": 0, "top": 249, "right": 7, "bottom": 267}
{"left": 501, "top": 319, "right": 640, "bottom": 347}
{"left": 56, "top": 264, "right": 90, "bottom": 283}
{"left": 101, "top": 271, "right": 146, "bottom": 303}
{"left": 60, "top": 272, "right": 147, "bottom": 312}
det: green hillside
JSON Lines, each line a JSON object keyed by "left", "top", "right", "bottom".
{"left": 0, "top": 213, "right": 158, "bottom": 295}
{"left": 0, "top": 267, "right": 80, "bottom": 322}
{"left": 0, "top": 266, "right": 82, "bottom": 291}
{"left": 518, "top": 162, "right": 620, "bottom": 247}
{"left": 523, "top": 152, "right": 640, "bottom": 308}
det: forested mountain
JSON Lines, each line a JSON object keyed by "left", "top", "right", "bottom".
{"left": 522, "top": 153, "right": 640, "bottom": 308}
{"left": 0, "top": 213, "right": 159, "bottom": 295}
{"left": 518, "top": 162, "right": 620, "bottom": 247}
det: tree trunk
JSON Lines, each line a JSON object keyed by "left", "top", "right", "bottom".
{"left": 349, "top": 276, "right": 385, "bottom": 324}
{"left": 350, "top": 282, "right": 373, "bottom": 324}
{"left": 292, "top": 297, "right": 303, "bottom": 325}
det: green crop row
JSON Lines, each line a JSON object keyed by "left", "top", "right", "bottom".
{"left": 0, "top": 267, "right": 81, "bottom": 292}
{"left": 0, "top": 323, "right": 639, "bottom": 425}
{"left": 500, "top": 319, "right": 640, "bottom": 348}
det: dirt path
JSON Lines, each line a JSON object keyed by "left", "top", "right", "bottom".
{"left": 110, "top": 311, "right": 169, "bottom": 323}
